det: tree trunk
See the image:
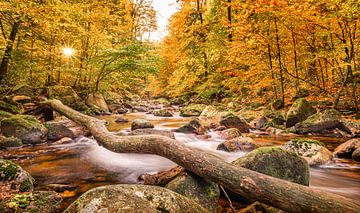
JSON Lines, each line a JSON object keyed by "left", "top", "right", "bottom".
{"left": 274, "top": 19, "right": 285, "bottom": 106}
{"left": 43, "top": 99, "right": 360, "bottom": 213}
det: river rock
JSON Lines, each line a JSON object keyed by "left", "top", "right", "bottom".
{"left": 175, "top": 118, "right": 205, "bottom": 134}
{"left": 294, "top": 109, "right": 342, "bottom": 134}
{"left": 45, "top": 121, "right": 75, "bottom": 141}
{"left": 1, "top": 115, "right": 48, "bottom": 144}
{"left": 128, "top": 129, "right": 175, "bottom": 139}
{"left": 218, "top": 128, "right": 242, "bottom": 140}
{"left": 109, "top": 104, "right": 128, "bottom": 114}
{"left": 47, "top": 86, "right": 80, "bottom": 105}
{"left": 282, "top": 138, "right": 332, "bottom": 166}
{"left": 220, "top": 113, "right": 250, "bottom": 133}
{"left": 286, "top": 98, "right": 316, "bottom": 127}
{"left": 85, "top": 92, "right": 109, "bottom": 112}
{"left": 165, "top": 173, "right": 219, "bottom": 212}
{"left": 153, "top": 109, "right": 173, "bottom": 117}
{"left": 0, "top": 136, "right": 23, "bottom": 149}
{"left": 0, "top": 159, "right": 34, "bottom": 192}
{"left": 115, "top": 117, "right": 129, "bottom": 123}
{"left": 64, "top": 184, "right": 208, "bottom": 213}
{"left": 339, "top": 120, "right": 360, "bottom": 137}
{"left": 352, "top": 148, "right": 360, "bottom": 162}
{"left": 217, "top": 136, "right": 257, "bottom": 152}
{"left": 180, "top": 104, "right": 206, "bottom": 117}
{"left": 12, "top": 95, "right": 32, "bottom": 104}
{"left": 333, "top": 139, "right": 360, "bottom": 159}
{"left": 199, "top": 106, "right": 221, "bottom": 127}
{"left": 131, "top": 119, "right": 154, "bottom": 130}
{"left": 232, "top": 147, "right": 309, "bottom": 186}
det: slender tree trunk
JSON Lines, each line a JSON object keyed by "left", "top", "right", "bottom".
{"left": 274, "top": 19, "right": 285, "bottom": 105}
{"left": 291, "top": 28, "right": 299, "bottom": 90}
{"left": 227, "top": 0, "right": 232, "bottom": 41}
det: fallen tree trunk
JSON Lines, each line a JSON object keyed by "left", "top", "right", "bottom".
{"left": 44, "top": 99, "right": 360, "bottom": 213}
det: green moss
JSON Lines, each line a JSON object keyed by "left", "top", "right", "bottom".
{"left": 0, "top": 100, "right": 21, "bottom": 114}
{"left": 7, "top": 193, "right": 32, "bottom": 210}
{"left": 0, "top": 159, "right": 20, "bottom": 180}
{"left": 1, "top": 115, "right": 44, "bottom": 130}
{"left": 290, "top": 138, "right": 325, "bottom": 147}
{"left": 20, "top": 178, "right": 34, "bottom": 192}
{"left": 180, "top": 104, "right": 207, "bottom": 117}
{"left": 0, "top": 110, "right": 12, "bottom": 119}
{"left": 0, "top": 137, "right": 23, "bottom": 148}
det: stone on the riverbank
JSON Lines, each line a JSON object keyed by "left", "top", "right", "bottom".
{"left": 166, "top": 173, "right": 219, "bottom": 212}
{"left": 232, "top": 147, "right": 309, "bottom": 186}
{"left": 180, "top": 104, "right": 206, "bottom": 117}
{"left": 115, "top": 117, "right": 129, "bottom": 123}
{"left": 45, "top": 121, "right": 75, "bottom": 141}
{"left": 85, "top": 92, "right": 110, "bottom": 112}
{"left": 175, "top": 118, "right": 205, "bottom": 134}
{"left": 286, "top": 98, "right": 316, "bottom": 127}
{"left": 352, "top": 148, "right": 360, "bottom": 162}
{"left": 283, "top": 138, "right": 332, "bottom": 166}
{"left": 153, "top": 109, "right": 173, "bottom": 117}
{"left": 128, "top": 129, "right": 175, "bottom": 139}
{"left": 64, "top": 184, "right": 208, "bottom": 213}
{"left": 1, "top": 115, "right": 48, "bottom": 144}
{"left": 339, "top": 120, "right": 360, "bottom": 137}
{"left": 0, "top": 159, "right": 34, "bottom": 192}
{"left": 294, "top": 109, "right": 342, "bottom": 134}
{"left": 220, "top": 113, "right": 250, "bottom": 133}
{"left": 218, "top": 128, "right": 242, "bottom": 140}
{"left": 0, "top": 136, "right": 23, "bottom": 149}
{"left": 109, "top": 104, "right": 128, "bottom": 114}
{"left": 333, "top": 139, "right": 360, "bottom": 159}
{"left": 217, "top": 137, "right": 257, "bottom": 152}
{"left": 131, "top": 119, "right": 154, "bottom": 130}
{"left": 47, "top": 86, "right": 80, "bottom": 105}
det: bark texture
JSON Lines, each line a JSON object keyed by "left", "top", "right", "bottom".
{"left": 44, "top": 99, "right": 360, "bottom": 213}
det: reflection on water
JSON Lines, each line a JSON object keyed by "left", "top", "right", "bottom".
{"left": 0, "top": 112, "right": 359, "bottom": 211}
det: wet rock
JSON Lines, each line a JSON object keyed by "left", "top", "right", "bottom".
{"left": 0, "top": 159, "right": 35, "bottom": 192}
{"left": 115, "top": 117, "right": 129, "bottom": 123}
{"left": 109, "top": 104, "right": 128, "bottom": 114}
{"left": 333, "top": 139, "right": 360, "bottom": 159}
{"left": 46, "top": 86, "right": 80, "bottom": 105}
{"left": 132, "top": 106, "right": 148, "bottom": 112}
{"left": 265, "top": 127, "right": 296, "bottom": 136}
{"left": 85, "top": 92, "right": 109, "bottom": 112}
{"left": 263, "top": 109, "right": 285, "bottom": 126}
{"left": 180, "top": 104, "right": 207, "bottom": 117}
{"left": 51, "top": 137, "right": 74, "bottom": 145}
{"left": 131, "top": 119, "right": 154, "bottom": 130}
{"left": 128, "top": 129, "right": 175, "bottom": 139}
{"left": 0, "top": 136, "right": 23, "bottom": 149}
{"left": 282, "top": 138, "right": 332, "bottom": 166}
{"left": 219, "top": 113, "right": 250, "bottom": 133}
{"left": 1, "top": 115, "right": 48, "bottom": 144}
{"left": 45, "top": 121, "right": 75, "bottom": 141}
{"left": 64, "top": 184, "right": 208, "bottom": 213}
{"left": 294, "top": 109, "right": 342, "bottom": 134}
{"left": 286, "top": 98, "right": 316, "bottom": 127}
{"left": 0, "top": 100, "right": 21, "bottom": 114}
{"left": 199, "top": 106, "right": 221, "bottom": 126}
{"left": 217, "top": 137, "right": 257, "bottom": 152}
{"left": 12, "top": 95, "right": 32, "bottom": 104}
{"left": 153, "top": 109, "right": 173, "bottom": 117}
{"left": 232, "top": 147, "right": 309, "bottom": 186}
{"left": 166, "top": 173, "right": 219, "bottom": 212}
{"left": 339, "top": 120, "right": 360, "bottom": 137}
{"left": 253, "top": 117, "right": 268, "bottom": 129}
{"left": 218, "top": 128, "right": 242, "bottom": 140}
{"left": 175, "top": 118, "right": 205, "bottom": 134}
{"left": 352, "top": 148, "right": 360, "bottom": 162}
{"left": 271, "top": 99, "right": 284, "bottom": 110}
{"left": 47, "top": 184, "right": 78, "bottom": 193}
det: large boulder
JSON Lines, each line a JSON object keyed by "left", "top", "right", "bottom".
{"left": 294, "top": 109, "right": 342, "bottom": 134}
{"left": 166, "top": 173, "right": 219, "bottom": 212}
{"left": 219, "top": 113, "right": 250, "bottom": 133}
{"left": 0, "top": 136, "right": 23, "bottom": 149}
{"left": 286, "top": 98, "right": 316, "bottom": 127}
{"left": 217, "top": 137, "right": 257, "bottom": 152}
{"left": 282, "top": 138, "right": 332, "bottom": 166}
{"left": 0, "top": 159, "right": 34, "bottom": 193}
{"left": 131, "top": 119, "right": 154, "bottom": 130}
{"left": 333, "top": 139, "right": 360, "bottom": 159}
{"left": 45, "top": 121, "right": 76, "bottom": 141}
{"left": 1, "top": 115, "right": 48, "bottom": 144}
{"left": 153, "top": 109, "right": 173, "bottom": 117}
{"left": 128, "top": 129, "right": 175, "bottom": 139}
{"left": 218, "top": 128, "right": 242, "bottom": 140}
{"left": 352, "top": 148, "right": 360, "bottom": 162}
{"left": 175, "top": 118, "right": 205, "bottom": 134}
{"left": 46, "top": 86, "right": 80, "bottom": 105}
{"left": 85, "top": 92, "right": 109, "bottom": 112}
{"left": 180, "top": 104, "right": 207, "bottom": 117}
{"left": 199, "top": 106, "right": 222, "bottom": 127}
{"left": 232, "top": 147, "right": 309, "bottom": 186}
{"left": 64, "top": 184, "right": 208, "bottom": 213}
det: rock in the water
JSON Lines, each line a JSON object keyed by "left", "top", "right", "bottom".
{"left": 64, "top": 184, "right": 208, "bottom": 213}
{"left": 0, "top": 100, "right": 21, "bottom": 114}
{"left": 1, "top": 115, "right": 48, "bottom": 144}
{"left": 128, "top": 129, "right": 175, "bottom": 139}
{"left": 218, "top": 128, "right": 242, "bottom": 140}
{"left": 166, "top": 173, "right": 219, "bottom": 212}
{"left": 271, "top": 99, "right": 284, "bottom": 110}
{"left": 0, "top": 159, "right": 34, "bottom": 192}
{"left": 294, "top": 109, "right": 342, "bottom": 134}
{"left": 175, "top": 118, "right": 205, "bottom": 134}
{"left": 254, "top": 117, "right": 268, "bottom": 129}
{"left": 109, "top": 104, "right": 128, "bottom": 114}
{"left": 217, "top": 137, "right": 257, "bottom": 152}
{"left": 282, "top": 138, "right": 332, "bottom": 166}
{"left": 85, "top": 92, "right": 109, "bottom": 112}
{"left": 219, "top": 113, "right": 250, "bottom": 133}
{"left": 52, "top": 137, "right": 74, "bottom": 145}
{"left": 180, "top": 104, "right": 207, "bottom": 117}
{"left": 286, "top": 98, "right": 316, "bottom": 127}
{"left": 46, "top": 86, "right": 80, "bottom": 105}
{"left": 133, "top": 105, "right": 148, "bottom": 112}
{"left": 153, "top": 109, "right": 173, "bottom": 117}
{"left": 12, "top": 95, "right": 32, "bottom": 104}
{"left": 352, "top": 148, "right": 360, "bottom": 162}
{"left": 0, "top": 136, "right": 23, "bottom": 149}
{"left": 45, "top": 121, "right": 75, "bottom": 141}
{"left": 339, "top": 120, "right": 360, "bottom": 137}
{"left": 232, "top": 147, "right": 309, "bottom": 186}
{"left": 333, "top": 139, "right": 360, "bottom": 159}
{"left": 115, "top": 117, "right": 129, "bottom": 123}
{"left": 131, "top": 119, "right": 154, "bottom": 130}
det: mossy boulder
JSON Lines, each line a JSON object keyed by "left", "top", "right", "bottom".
{"left": 153, "top": 109, "right": 173, "bottom": 117}
{"left": 103, "top": 91, "right": 123, "bottom": 104}
{"left": 217, "top": 137, "right": 257, "bottom": 152}
{"left": 0, "top": 137, "right": 23, "bottom": 149}
{"left": 165, "top": 173, "right": 219, "bottom": 212}
{"left": 12, "top": 84, "right": 35, "bottom": 97}
{"left": 294, "top": 109, "right": 342, "bottom": 134}
{"left": 85, "top": 92, "right": 109, "bottom": 112}
{"left": 199, "top": 106, "right": 221, "bottom": 125}
{"left": 218, "top": 128, "right": 242, "bottom": 140}
{"left": 282, "top": 138, "right": 332, "bottom": 166}
{"left": 0, "top": 159, "right": 34, "bottom": 192}
{"left": 45, "top": 121, "right": 75, "bottom": 141}
{"left": 180, "top": 104, "right": 207, "bottom": 117}
{"left": 263, "top": 109, "right": 286, "bottom": 126}
{"left": 0, "top": 100, "right": 21, "bottom": 114}
{"left": 64, "top": 184, "right": 208, "bottom": 213}
{"left": 232, "top": 147, "right": 309, "bottom": 186}
{"left": 128, "top": 129, "right": 175, "bottom": 139}
{"left": 131, "top": 119, "right": 154, "bottom": 130}
{"left": 271, "top": 99, "right": 284, "bottom": 110}
{"left": 1, "top": 115, "right": 48, "bottom": 144}
{"left": 175, "top": 118, "right": 205, "bottom": 134}
{"left": 46, "top": 86, "right": 80, "bottom": 105}
{"left": 220, "top": 113, "right": 250, "bottom": 133}
{"left": 286, "top": 98, "right": 316, "bottom": 127}
{"left": 333, "top": 139, "right": 360, "bottom": 159}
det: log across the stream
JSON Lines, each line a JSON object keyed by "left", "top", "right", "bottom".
{"left": 44, "top": 99, "right": 360, "bottom": 213}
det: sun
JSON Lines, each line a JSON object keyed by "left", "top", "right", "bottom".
{"left": 63, "top": 47, "right": 76, "bottom": 57}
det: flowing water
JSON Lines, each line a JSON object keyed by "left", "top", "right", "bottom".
{"left": 0, "top": 112, "right": 359, "bottom": 211}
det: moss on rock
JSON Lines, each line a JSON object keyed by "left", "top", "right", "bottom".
{"left": 180, "top": 104, "right": 207, "bottom": 117}
{"left": 286, "top": 98, "right": 315, "bottom": 127}
{"left": 0, "top": 159, "right": 34, "bottom": 192}
{"left": 0, "top": 137, "right": 23, "bottom": 149}
{"left": 0, "top": 100, "right": 21, "bottom": 114}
